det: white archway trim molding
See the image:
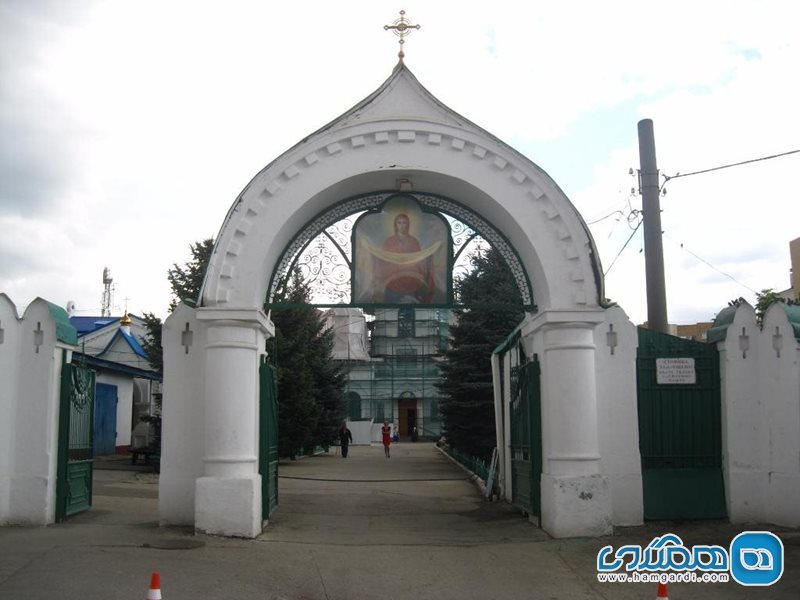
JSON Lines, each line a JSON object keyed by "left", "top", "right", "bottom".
{"left": 202, "top": 65, "right": 604, "bottom": 314}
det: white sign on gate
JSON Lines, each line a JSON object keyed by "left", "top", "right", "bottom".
{"left": 656, "top": 358, "right": 696, "bottom": 385}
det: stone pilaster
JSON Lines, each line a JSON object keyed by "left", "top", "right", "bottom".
{"left": 194, "top": 308, "right": 272, "bottom": 538}
{"left": 524, "top": 311, "right": 613, "bottom": 537}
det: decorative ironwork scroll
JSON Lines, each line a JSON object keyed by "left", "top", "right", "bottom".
{"left": 70, "top": 363, "right": 94, "bottom": 411}
{"left": 268, "top": 192, "right": 533, "bottom": 307}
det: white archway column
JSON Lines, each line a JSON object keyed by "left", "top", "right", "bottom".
{"left": 194, "top": 308, "right": 272, "bottom": 538}
{"left": 523, "top": 310, "right": 613, "bottom": 537}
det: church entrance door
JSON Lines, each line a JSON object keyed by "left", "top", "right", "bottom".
{"left": 398, "top": 399, "right": 416, "bottom": 436}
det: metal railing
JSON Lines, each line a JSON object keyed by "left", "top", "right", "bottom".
{"left": 441, "top": 445, "right": 490, "bottom": 481}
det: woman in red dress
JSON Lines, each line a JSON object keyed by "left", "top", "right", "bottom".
{"left": 381, "top": 420, "right": 392, "bottom": 458}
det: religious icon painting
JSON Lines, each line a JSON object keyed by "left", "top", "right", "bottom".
{"left": 352, "top": 195, "right": 451, "bottom": 305}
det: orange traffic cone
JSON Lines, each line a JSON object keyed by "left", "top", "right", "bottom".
{"left": 656, "top": 582, "right": 669, "bottom": 599}
{"left": 146, "top": 572, "right": 162, "bottom": 600}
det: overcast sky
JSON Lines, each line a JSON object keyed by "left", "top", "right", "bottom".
{"left": 1, "top": 0, "right": 798, "bottom": 324}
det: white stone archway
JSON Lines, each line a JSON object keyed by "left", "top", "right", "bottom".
{"left": 159, "top": 64, "right": 629, "bottom": 538}
{"left": 203, "top": 67, "right": 602, "bottom": 312}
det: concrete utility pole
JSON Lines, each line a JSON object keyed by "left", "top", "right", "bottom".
{"left": 637, "top": 119, "right": 669, "bottom": 333}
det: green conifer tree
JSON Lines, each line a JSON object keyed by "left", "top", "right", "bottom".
{"left": 437, "top": 248, "right": 525, "bottom": 461}
{"left": 167, "top": 238, "right": 215, "bottom": 311}
{"left": 271, "top": 272, "right": 346, "bottom": 457}
{"left": 140, "top": 237, "right": 213, "bottom": 456}
{"left": 140, "top": 312, "right": 163, "bottom": 374}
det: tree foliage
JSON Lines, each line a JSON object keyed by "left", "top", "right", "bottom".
{"left": 755, "top": 288, "right": 798, "bottom": 326}
{"left": 437, "top": 248, "right": 525, "bottom": 461}
{"left": 167, "top": 238, "right": 214, "bottom": 312}
{"left": 144, "top": 238, "right": 346, "bottom": 459}
{"left": 140, "top": 312, "right": 163, "bottom": 375}
{"left": 270, "top": 271, "right": 346, "bottom": 458}
{"left": 140, "top": 238, "right": 213, "bottom": 455}
{"left": 140, "top": 239, "right": 214, "bottom": 377}
{"left": 138, "top": 312, "right": 164, "bottom": 457}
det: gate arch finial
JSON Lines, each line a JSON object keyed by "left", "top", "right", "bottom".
{"left": 383, "top": 10, "right": 421, "bottom": 62}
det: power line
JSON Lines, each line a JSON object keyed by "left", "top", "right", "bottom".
{"left": 604, "top": 219, "right": 642, "bottom": 276}
{"left": 587, "top": 210, "right": 625, "bottom": 225}
{"left": 584, "top": 195, "right": 633, "bottom": 225}
{"left": 663, "top": 149, "right": 800, "bottom": 183}
{"left": 662, "top": 232, "right": 758, "bottom": 295}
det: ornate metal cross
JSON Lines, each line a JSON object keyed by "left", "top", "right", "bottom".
{"left": 384, "top": 10, "right": 421, "bottom": 62}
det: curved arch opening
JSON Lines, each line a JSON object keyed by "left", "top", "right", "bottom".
{"left": 267, "top": 190, "right": 535, "bottom": 311}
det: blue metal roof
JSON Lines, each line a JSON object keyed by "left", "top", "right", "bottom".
{"left": 70, "top": 316, "right": 119, "bottom": 335}
{"left": 120, "top": 328, "right": 148, "bottom": 358}
{"left": 98, "top": 327, "right": 149, "bottom": 360}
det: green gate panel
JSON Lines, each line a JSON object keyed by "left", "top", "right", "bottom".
{"left": 636, "top": 328, "right": 726, "bottom": 520}
{"left": 510, "top": 356, "right": 541, "bottom": 517}
{"left": 642, "top": 468, "right": 726, "bottom": 519}
{"left": 259, "top": 359, "right": 279, "bottom": 520}
{"left": 56, "top": 354, "right": 95, "bottom": 521}
{"left": 65, "top": 460, "right": 93, "bottom": 517}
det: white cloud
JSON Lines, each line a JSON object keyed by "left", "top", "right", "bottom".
{"left": 1, "top": 0, "right": 798, "bottom": 324}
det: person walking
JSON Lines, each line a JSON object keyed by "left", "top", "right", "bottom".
{"left": 339, "top": 422, "right": 353, "bottom": 458}
{"left": 381, "top": 420, "right": 392, "bottom": 458}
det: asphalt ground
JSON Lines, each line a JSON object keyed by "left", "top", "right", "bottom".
{"left": 0, "top": 442, "right": 797, "bottom": 599}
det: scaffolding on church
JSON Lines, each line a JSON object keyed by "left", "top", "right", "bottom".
{"left": 290, "top": 195, "right": 527, "bottom": 441}
{"left": 337, "top": 307, "right": 448, "bottom": 439}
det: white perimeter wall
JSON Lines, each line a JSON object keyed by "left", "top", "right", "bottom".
{"left": 593, "top": 306, "right": 644, "bottom": 526}
{"left": 0, "top": 295, "right": 72, "bottom": 525}
{"left": 158, "top": 303, "right": 207, "bottom": 526}
{"left": 716, "top": 302, "right": 800, "bottom": 527}
{"left": 0, "top": 295, "right": 21, "bottom": 521}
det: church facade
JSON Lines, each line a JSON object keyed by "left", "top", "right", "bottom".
{"left": 327, "top": 306, "right": 449, "bottom": 441}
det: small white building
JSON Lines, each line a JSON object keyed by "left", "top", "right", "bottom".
{"left": 69, "top": 312, "right": 161, "bottom": 454}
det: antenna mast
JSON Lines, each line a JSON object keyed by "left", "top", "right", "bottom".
{"left": 101, "top": 267, "right": 114, "bottom": 317}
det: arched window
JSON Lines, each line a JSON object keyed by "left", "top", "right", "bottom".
{"left": 345, "top": 391, "right": 362, "bottom": 420}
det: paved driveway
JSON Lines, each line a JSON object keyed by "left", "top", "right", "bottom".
{"left": 0, "top": 442, "right": 797, "bottom": 599}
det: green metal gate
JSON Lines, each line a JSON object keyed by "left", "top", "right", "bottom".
{"left": 636, "top": 328, "right": 726, "bottom": 519}
{"left": 259, "top": 357, "right": 279, "bottom": 520}
{"left": 510, "top": 354, "right": 542, "bottom": 517}
{"left": 55, "top": 352, "right": 96, "bottom": 521}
